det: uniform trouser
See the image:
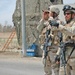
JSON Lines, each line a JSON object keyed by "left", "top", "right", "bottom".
{"left": 70, "top": 58, "right": 75, "bottom": 75}
{"left": 59, "top": 46, "right": 75, "bottom": 75}
{"left": 59, "top": 58, "right": 75, "bottom": 75}
{"left": 42, "top": 51, "right": 59, "bottom": 75}
{"left": 59, "top": 64, "right": 71, "bottom": 75}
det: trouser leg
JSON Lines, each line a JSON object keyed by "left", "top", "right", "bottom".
{"left": 59, "top": 65, "right": 71, "bottom": 75}
{"left": 69, "top": 59, "right": 75, "bottom": 75}
{"left": 59, "top": 66, "right": 65, "bottom": 75}
{"left": 66, "top": 64, "right": 71, "bottom": 75}
{"left": 53, "top": 63, "right": 59, "bottom": 75}
{"left": 49, "top": 51, "right": 59, "bottom": 75}
{"left": 44, "top": 56, "right": 52, "bottom": 75}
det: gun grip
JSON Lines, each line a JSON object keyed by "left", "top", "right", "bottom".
{"left": 70, "top": 65, "right": 72, "bottom": 70}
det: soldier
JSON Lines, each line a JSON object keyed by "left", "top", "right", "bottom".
{"left": 37, "top": 9, "right": 50, "bottom": 59}
{"left": 37, "top": 7, "right": 63, "bottom": 75}
{"left": 47, "top": 6, "right": 63, "bottom": 75}
{"left": 37, "top": 9, "right": 50, "bottom": 47}
{"left": 37, "top": 9, "right": 51, "bottom": 75}
{"left": 55, "top": 5, "right": 75, "bottom": 75}
{"left": 49, "top": 6, "right": 60, "bottom": 20}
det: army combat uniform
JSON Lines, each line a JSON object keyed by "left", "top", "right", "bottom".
{"left": 47, "top": 17, "right": 63, "bottom": 75}
{"left": 37, "top": 18, "right": 53, "bottom": 75}
{"left": 57, "top": 18, "right": 75, "bottom": 75}
{"left": 54, "top": 5, "right": 75, "bottom": 75}
{"left": 37, "top": 6, "right": 65, "bottom": 75}
{"left": 37, "top": 16, "right": 63, "bottom": 75}
{"left": 46, "top": 6, "right": 64, "bottom": 75}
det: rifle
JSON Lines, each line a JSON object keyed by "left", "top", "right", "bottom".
{"left": 49, "top": 20, "right": 59, "bottom": 28}
{"left": 60, "top": 41, "right": 75, "bottom": 75}
{"left": 43, "top": 29, "right": 52, "bottom": 66}
{"left": 60, "top": 42, "right": 66, "bottom": 75}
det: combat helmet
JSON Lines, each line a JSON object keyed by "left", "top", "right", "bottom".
{"left": 63, "top": 5, "right": 75, "bottom": 13}
{"left": 49, "top": 6, "right": 60, "bottom": 15}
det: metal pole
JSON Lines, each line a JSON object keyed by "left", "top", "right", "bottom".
{"left": 61, "top": 0, "right": 63, "bottom": 4}
{"left": 21, "top": 0, "right": 26, "bottom": 56}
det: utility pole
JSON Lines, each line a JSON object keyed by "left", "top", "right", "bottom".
{"left": 21, "top": 0, "right": 26, "bottom": 56}
{"left": 61, "top": 0, "right": 63, "bottom": 4}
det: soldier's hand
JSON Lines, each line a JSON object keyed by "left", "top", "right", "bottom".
{"left": 51, "top": 26, "right": 58, "bottom": 31}
{"left": 59, "top": 25, "right": 65, "bottom": 30}
{"left": 56, "top": 61, "right": 60, "bottom": 64}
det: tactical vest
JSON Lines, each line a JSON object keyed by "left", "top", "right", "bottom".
{"left": 63, "top": 19, "right": 75, "bottom": 42}
{"left": 63, "top": 19, "right": 75, "bottom": 58}
{"left": 38, "top": 20, "right": 50, "bottom": 45}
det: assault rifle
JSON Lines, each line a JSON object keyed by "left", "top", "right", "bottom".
{"left": 60, "top": 41, "right": 75, "bottom": 75}
{"left": 43, "top": 29, "right": 52, "bottom": 66}
{"left": 49, "top": 20, "right": 59, "bottom": 28}
{"left": 43, "top": 20, "right": 60, "bottom": 66}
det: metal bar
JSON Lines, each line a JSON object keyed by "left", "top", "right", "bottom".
{"left": 21, "top": 0, "right": 27, "bottom": 56}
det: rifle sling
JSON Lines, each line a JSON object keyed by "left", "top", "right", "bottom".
{"left": 67, "top": 45, "right": 75, "bottom": 63}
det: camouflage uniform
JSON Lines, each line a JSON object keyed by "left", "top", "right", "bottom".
{"left": 37, "top": 7, "right": 63, "bottom": 75}
{"left": 47, "top": 7, "right": 63, "bottom": 75}
{"left": 48, "top": 17, "right": 62, "bottom": 75}
{"left": 37, "top": 18, "right": 52, "bottom": 75}
{"left": 58, "top": 19, "right": 75, "bottom": 75}
{"left": 56, "top": 5, "right": 75, "bottom": 75}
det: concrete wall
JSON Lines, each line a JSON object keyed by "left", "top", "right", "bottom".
{"left": 12, "top": 0, "right": 63, "bottom": 56}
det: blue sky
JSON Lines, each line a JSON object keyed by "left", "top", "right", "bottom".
{"left": 0, "top": 0, "right": 16, "bottom": 26}
{"left": 0, "top": 0, "right": 75, "bottom": 26}
{"left": 63, "top": 0, "right": 75, "bottom": 4}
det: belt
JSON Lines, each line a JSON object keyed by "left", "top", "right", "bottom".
{"left": 70, "top": 57, "right": 75, "bottom": 59}
{"left": 52, "top": 51, "right": 57, "bottom": 53}
{"left": 47, "top": 49, "right": 57, "bottom": 53}
{"left": 49, "top": 50, "right": 57, "bottom": 53}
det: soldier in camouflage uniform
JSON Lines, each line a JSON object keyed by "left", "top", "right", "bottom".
{"left": 37, "top": 9, "right": 51, "bottom": 75}
{"left": 37, "top": 6, "right": 64, "bottom": 75}
{"left": 47, "top": 6, "right": 64, "bottom": 75}
{"left": 55, "top": 5, "right": 75, "bottom": 75}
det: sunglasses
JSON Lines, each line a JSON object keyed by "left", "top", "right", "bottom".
{"left": 44, "top": 12, "right": 49, "bottom": 14}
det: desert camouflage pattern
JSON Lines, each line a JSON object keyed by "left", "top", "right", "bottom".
{"left": 37, "top": 17, "right": 63, "bottom": 75}
{"left": 58, "top": 18, "right": 75, "bottom": 75}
